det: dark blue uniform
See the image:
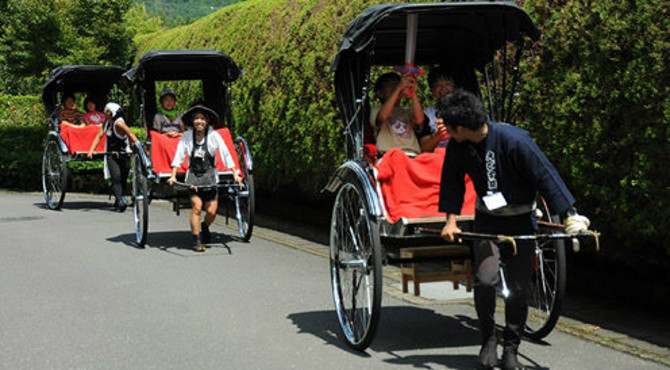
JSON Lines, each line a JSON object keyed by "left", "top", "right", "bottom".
{"left": 439, "top": 122, "right": 575, "bottom": 233}
{"left": 438, "top": 122, "right": 575, "bottom": 354}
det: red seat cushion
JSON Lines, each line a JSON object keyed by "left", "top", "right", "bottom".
{"left": 376, "top": 148, "right": 476, "bottom": 223}
{"left": 59, "top": 124, "right": 105, "bottom": 154}
{"left": 150, "top": 129, "right": 243, "bottom": 176}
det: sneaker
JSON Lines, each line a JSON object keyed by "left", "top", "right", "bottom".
{"left": 201, "top": 222, "right": 211, "bottom": 244}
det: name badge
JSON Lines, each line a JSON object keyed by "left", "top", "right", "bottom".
{"left": 482, "top": 192, "right": 508, "bottom": 211}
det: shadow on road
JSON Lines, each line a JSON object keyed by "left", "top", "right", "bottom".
{"left": 289, "top": 306, "right": 498, "bottom": 368}
{"left": 288, "top": 306, "right": 552, "bottom": 369}
{"left": 107, "top": 230, "right": 242, "bottom": 256}
{"left": 33, "top": 200, "right": 117, "bottom": 212}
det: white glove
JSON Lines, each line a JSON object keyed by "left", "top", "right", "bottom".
{"left": 565, "top": 214, "right": 590, "bottom": 234}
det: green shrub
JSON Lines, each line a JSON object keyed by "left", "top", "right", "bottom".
{"left": 133, "top": 0, "right": 670, "bottom": 286}
{"left": 520, "top": 0, "right": 670, "bottom": 268}
{"left": 0, "top": 124, "right": 48, "bottom": 190}
{"left": 0, "top": 94, "right": 45, "bottom": 126}
{"left": 135, "top": 0, "right": 398, "bottom": 198}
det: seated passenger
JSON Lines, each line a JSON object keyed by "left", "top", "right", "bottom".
{"left": 153, "top": 87, "right": 184, "bottom": 138}
{"left": 58, "top": 93, "right": 84, "bottom": 128}
{"left": 370, "top": 72, "right": 424, "bottom": 156}
{"left": 419, "top": 66, "right": 455, "bottom": 152}
{"left": 82, "top": 97, "right": 105, "bottom": 126}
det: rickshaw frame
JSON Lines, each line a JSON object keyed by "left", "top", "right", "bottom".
{"left": 323, "top": 2, "right": 584, "bottom": 351}
{"left": 124, "top": 50, "right": 255, "bottom": 247}
{"left": 41, "top": 65, "right": 128, "bottom": 210}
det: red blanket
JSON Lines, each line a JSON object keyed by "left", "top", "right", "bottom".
{"left": 376, "top": 148, "right": 476, "bottom": 223}
{"left": 59, "top": 124, "right": 105, "bottom": 154}
{"left": 150, "top": 129, "right": 242, "bottom": 176}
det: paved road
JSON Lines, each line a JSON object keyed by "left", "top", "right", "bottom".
{"left": 0, "top": 192, "right": 666, "bottom": 369}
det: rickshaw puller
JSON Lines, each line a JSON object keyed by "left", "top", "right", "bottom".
{"left": 438, "top": 90, "right": 590, "bottom": 369}
{"left": 168, "top": 106, "right": 242, "bottom": 252}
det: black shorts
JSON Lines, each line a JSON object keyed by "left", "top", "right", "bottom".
{"left": 189, "top": 187, "right": 218, "bottom": 203}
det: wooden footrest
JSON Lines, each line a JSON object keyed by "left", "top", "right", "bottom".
{"left": 400, "top": 246, "right": 473, "bottom": 296}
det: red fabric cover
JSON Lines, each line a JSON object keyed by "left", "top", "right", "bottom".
{"left": 150, "top": 131, "right": 187, "bottom": 174}
{"left": 59, "top": 124, "right": 105, "bottom": 154}
{"left": 376, "top": 148, "right": 476, "bottom": 223}
{"left": 149, "top": 129, "right": 242, "bottom": 176}
{"left": 213, "top": 128, "right": 243, "bottom": 175}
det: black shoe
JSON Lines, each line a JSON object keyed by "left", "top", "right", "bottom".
{"left": 192, "top": 235, "right": 205, "bottom": 252}
{"left": 478, "top": 335, "right": 498, "bottom": 369}
{"left": 201, "top": 222, "right": 211, "bottom": 244}
{"left": 501, "top": 350, "right": 524, "bottom": 370}
{"left": 114, "top": 199, "right": 127, "bottom": 212}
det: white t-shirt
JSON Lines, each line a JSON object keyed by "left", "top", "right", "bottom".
{"left": 423, "top": 105, "right": 449, "bottom": 149}
{"left": 370, "top": 105, "right": 421, "bottom": 155}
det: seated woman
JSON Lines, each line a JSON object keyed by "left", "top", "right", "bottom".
{"left": 153, "top": 87, "right": 184, "bottom": 137}
{"left": 82, "top": 97, "right": 105, "bottom": 126}
{"left": 58, "top": 93, "right": 84, "bottom": 128}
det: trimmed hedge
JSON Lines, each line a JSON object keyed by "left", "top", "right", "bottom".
{"left": 3, "top": 1, "right": 668, "bottom": 296}
{"left": 134, "top": 0, "right": 670, "bottom": 296}
{"left": 134, "top": 0, "right": 394, "bottom": 198}
{"left": 519, "top": 0, "right": 670, "bottom": 273}
{"left": 0, "top": 95, "right": 47, "bottom": 190}
{"left": 0, "top": 124, "right": 48, "bottom": 190}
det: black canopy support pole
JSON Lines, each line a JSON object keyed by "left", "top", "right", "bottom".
{"left": 345, "top": 59, "right": 356, "bottom": 159}
{"left": 484, "top": 66, "right": 495, "bottom": 122}
{"left": 500, "top": 18, "right": 509, "bottom": 123}
{"left": 506, "top": 37, "right": 524, "bottom": 124}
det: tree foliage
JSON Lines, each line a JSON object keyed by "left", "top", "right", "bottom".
{"left": 0, "top": 0, "right": 135, "bottom": 95}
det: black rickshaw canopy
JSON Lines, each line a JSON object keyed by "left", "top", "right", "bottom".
{"left": 124, "top": 49, "right": 242, "bottom": 84}
{"left": 331, "top": 2, "right": 540, "bottom": 157}
{"left": 332, "top": 1, "right": 539, "bottom": 73}
{"left": 41, "top": 65, "right": 125, "bottom": 112}
{"left": 124, "top": 50, "right": 242, "bottom": 130}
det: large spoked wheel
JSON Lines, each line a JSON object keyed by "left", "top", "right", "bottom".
{"left": 524, "top": 200, "right": 566, "bottom": 340}
{"left": 42, "top": 138, "right": 68, "bottom": 210}
{"left": 234, "top": 138, "right": 254, "bottom": 241}
{"left": 131, "top": 153, "right": 149, "bottom": 247}
{"left": 330, "top": 179, "right": 382, "bottom": 351}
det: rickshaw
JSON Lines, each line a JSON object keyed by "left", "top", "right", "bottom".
{"left": 124, "top": 50, "right": 254, "bottom": 247}
{"left": 324, "top": 2, "right": 599, "bottom": 350}
{"left": 41, "top": 65, "right": 126, "bottom": 210}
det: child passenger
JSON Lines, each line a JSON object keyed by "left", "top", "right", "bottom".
{"left": 168, "top": 106, "right": 242, "bottom": 252}
{"left": 153, "top": 87, "right": 184, "bottom": 137}
{"left": 87, "top": 103, "right": 143, "bottom": 212}
{"left": 370, "top": 72, "right": 424, "bottom": 156}
{"left": 58, "top": 93, "right": 84, "bottom": 128}
{"left": 420, "top": 66, "right": 455, "bottom": 152}
{"left": 82, "top": 97, "right": 105, "bottom": 126}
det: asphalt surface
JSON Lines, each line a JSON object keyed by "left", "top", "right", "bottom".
{"left": 0, "top": 192, "right": 668, "bottom": 369}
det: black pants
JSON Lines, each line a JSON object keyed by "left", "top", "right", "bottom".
{"left": 107, "top": 154, "right": 130, "bottom": 202}
{"left": 472, "top": 238, "right": 534, "bottom": 352}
